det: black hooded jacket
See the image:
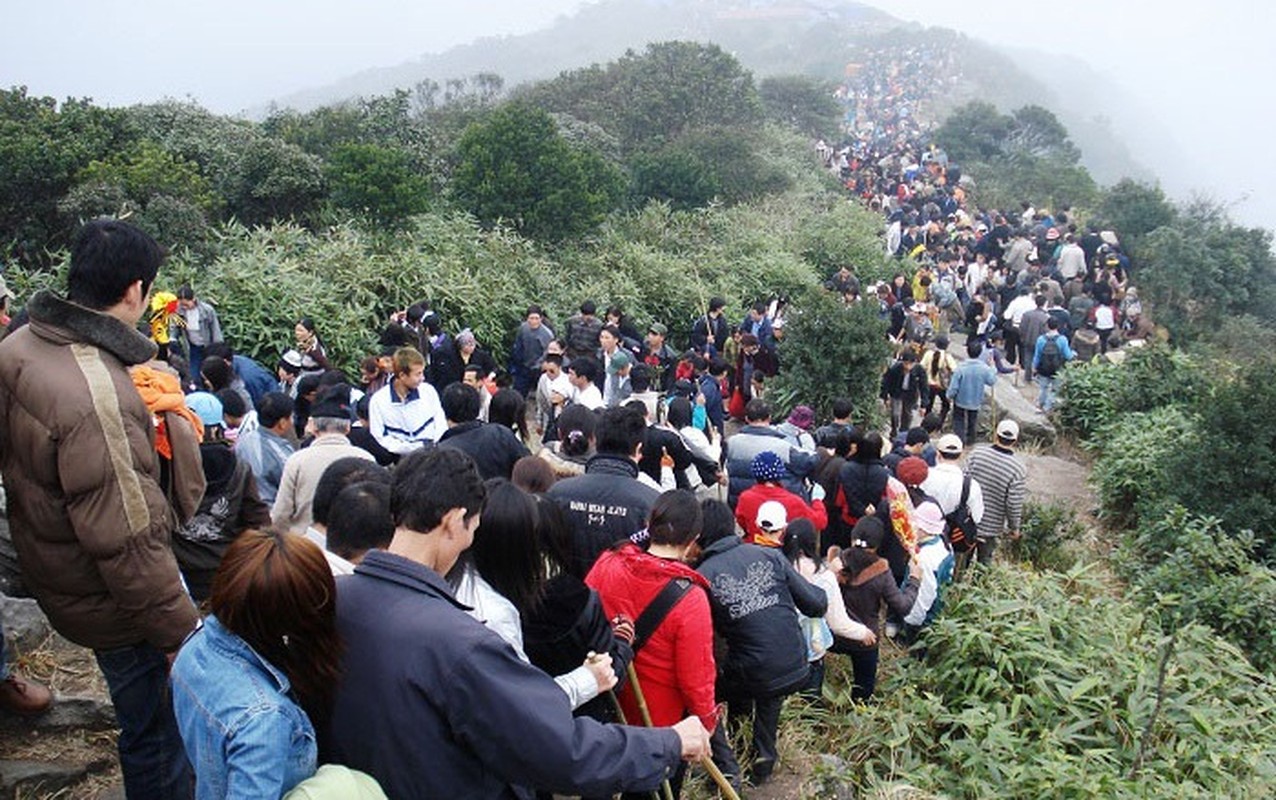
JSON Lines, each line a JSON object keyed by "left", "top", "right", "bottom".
{"left": 696, "top": 536, "right": 827, "bottom": 697}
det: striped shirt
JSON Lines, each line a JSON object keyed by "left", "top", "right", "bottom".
{"left": 964, "top": 445, "right": 1026, "bottom": 537}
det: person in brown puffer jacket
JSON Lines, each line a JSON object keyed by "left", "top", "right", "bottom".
{"left": 0, "top": 220, "right": 200, "bottom": 799}
{"left": 837, "top": 516, "right": 921, "bottom": 700}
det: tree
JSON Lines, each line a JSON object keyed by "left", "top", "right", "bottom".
{"left": 767, "top": 290, "right": 890, "bottom": 424}
{"left": 0, "top": 87, "right": 129, "bottom": 265}
{"left": 1138, "top": 199, "right": 1276, "bottom": 338}
{"left": 326, "top": 142, "right": 431, "bottom": 225}
{"left": 1098, "top": 179, "right": 1177, "bottom": 255}
{"left": 933, "top": 101, "right": 1012, "bottom": 163}
{"left": 1007, "top": 105, "right": 1080, "bottom": 164}
{"left": 517, "top": 41, "right": 763, "bottom": 153}
{"left": 759, "top": 75, "right": 842, "bottom": 138}
{"left": 451, "top": 103, "right": 624, "bottom": 242}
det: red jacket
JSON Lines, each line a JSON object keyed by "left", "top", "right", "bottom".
{"left": 735, "top": 482, "right": 828, "bottom": 546}
{"left": 585, "top": 544, "right": 718, "bottom": 731}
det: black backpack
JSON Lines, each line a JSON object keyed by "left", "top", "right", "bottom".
{"left": 1038, "top": 335, "right": 1064, "bottom": 377}
{"left": 945, "top": 474, "right": 979, "bottom": 554}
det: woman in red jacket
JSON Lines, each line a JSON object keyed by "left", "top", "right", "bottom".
{"left": 735, "top": 451, "right": 827, "bottom": 547}
{"left": 586, "top": 490, "right": 718, "bottom": 797}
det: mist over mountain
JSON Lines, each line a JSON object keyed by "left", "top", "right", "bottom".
{"left": 256, "top": 0, "right": 1153, "bottom": 191}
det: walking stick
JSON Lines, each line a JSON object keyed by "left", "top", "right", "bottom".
{"left": 626, "top": 664, "right": 741, "bottom": 800}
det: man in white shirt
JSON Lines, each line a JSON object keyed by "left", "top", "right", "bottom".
{"left": 566, "top": 355, "right": 604, "bottom": 411}
{"left": 920, "top": 434, "right": 985, "bottom": 525}
{"left": 368, "top": 347, "right": 445, "bottom": 455}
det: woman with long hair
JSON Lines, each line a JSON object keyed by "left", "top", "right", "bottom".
{"left": 171, "top": 529, "right": 341, "bottom": 798}
{"left": 780, "top": 518, "right": 874, "bottom": 697}
{"left": 489, "top": 387, "right": 531, "bottom": 447}
{"left": 450, "top": 480, "right": 617, "bottom": 710}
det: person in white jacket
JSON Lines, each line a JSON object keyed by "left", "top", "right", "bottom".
{"left": 783, "top": 518, "right": 876, "bottom": 697}
{"left": 902, "top": 501, "right": 955, "bottom": 639}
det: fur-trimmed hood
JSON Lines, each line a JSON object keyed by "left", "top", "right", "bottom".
{"left": 26, "top": 290, "right": 157, "bottom": 365}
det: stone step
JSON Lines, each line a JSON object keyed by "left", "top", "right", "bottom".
{"left": 0, "top": 695, "right": 116, "bottom": 733}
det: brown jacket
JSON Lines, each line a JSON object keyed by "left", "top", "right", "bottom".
{"left": 0, "top": 291, "right": 199, "bottom": 651}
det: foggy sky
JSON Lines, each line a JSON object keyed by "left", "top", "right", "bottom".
{"left": 4, "top": 0, "right": 1272, "bottom": 229}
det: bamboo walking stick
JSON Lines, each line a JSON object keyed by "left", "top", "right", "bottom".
{"left": 626, "top": 663, "right": 741, "bottom": 800}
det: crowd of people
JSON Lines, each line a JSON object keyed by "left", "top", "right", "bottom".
{"left": 0, "top": 45, "right": 1155, "bottom": 800}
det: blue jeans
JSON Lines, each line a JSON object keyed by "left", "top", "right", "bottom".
{"left": 95, "top": 644, "right": 193, "bottom": 799}
{"left": 1037, "top": 374, "right": 1060, "bottom": 411}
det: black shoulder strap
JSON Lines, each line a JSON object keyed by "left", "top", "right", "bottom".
{"left": 959, "top": 473, "right": 971, "bottom": 509}
{"left": 632, "top": 577, "right": 694, "bottom": 653}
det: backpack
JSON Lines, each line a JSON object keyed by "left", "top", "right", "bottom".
{"left": 1037, "top": 335, "right": 1064, "bottom": 377}
{"left": 945, "top": 474, "right": 979, "bottom": 554}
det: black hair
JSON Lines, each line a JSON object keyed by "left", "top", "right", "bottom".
{"left": 313, "top": 457, "right": 390, "bottom": 528}
{"left": 647, "top": 489, "right": 703, "bottom": 546}
{"left": 176, "top": 284, "right": 195, "bottom": 301}
{"left": 256, "top": 392, "right": 295, "bottom": 429}
{"left": 532, "top": 495, "right": 573, "bottom": 578}
{"left": 354, "top": 394, "right": 371, "bottom": 422}
{"left": 629, "top": 364, "right": 652, "bottom": 393}
{"left": 966, "top": 340, "right": 984, "bottom": 359}
{"left": 580, "top": 300, "right": 597, "bottom": 316}
{"left": 526, "top": 304, "right": 544, "bottom": 318}
{"left": 831, "top": 398, "right": 853, "bottom": 420}
{"left": 489, "top": 388, "right": 528, "bottom": 442}
{"left": 599, "top": 324, "right": 621, "bottom": 341}
{"left": 709, "top": 297, "right": 726, "bottom": 312}
{"left": 921, "top": 413, "right": 942, "bottom": 434}
{"left": 441, "top": 382, "right": 482, "bottom": 423}
{"left": 1047, "top": 317, "right": 1059, "bottom": 330}
{"left": 708, "top": 358, "right": 729, "bottom": 377}
{"left": 697, "top": 499, "right": 737, "bottom": 548}
{"left": 744, "top": 398, "right": 771, "bottom": 423}
{"left": 326, "top": 482, "right": 394, "bottom": 561}
{"left": 215, "top": 388, "right": 247, "bottom": 419}
{"left": 594, "top": 405, "right": 646, "bottom": 457}
{"left": 905, "top": 427, "right": 930, "bottom": 446}
{"left": 840, "top": 517, "right": 886, "bottom": 579}
{"left": 201, "top": 357, "right": 234, "bottom": 391}
{"left": 781, "top": 518, "right": 820, "bottom": 565}
{"left": 67, "top": 219, "right": 164, "bottom": 310}
{"left": 567, "top": 355, "right": 599, "bottom": 384}
{"left": 318, "top": 369, "right": 349, "bottom": 388}
{"left": 556, "top": 404, "right": 596, "bottom": 457}
{"left": 296, "top": 317, "right": 318, "bottom": 335}
{"left": 462, "top": 363, "right": 484, "bottom": 380}
{"left": 853, "top": 431, "right": 883, "bottom": 464}
{"left": 666, "top": 396, "right": 693, "bottom": 429}
{"left": 455, "top": 479, "right": 544, "bottom": 614}
{"left": 392, "top": 448, "right": 487, "bottom": 532}
{"left": 205, "top": 342, "right": 235, "bottom": 361}
{"left": 605, "top": 305, "right": 624, "bottom": 321}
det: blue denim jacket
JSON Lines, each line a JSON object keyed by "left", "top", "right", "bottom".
{"left": 171, "top": 616, "right": 316, "bottom": 800}
{"left": 946, "top": 357, "right": 998, "bottom": 411}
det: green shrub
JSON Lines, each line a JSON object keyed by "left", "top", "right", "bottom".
{"left": 766, "top": 289, "right": 890, "bottom": 425}
{"left": 1057, "top": 344, "right": 1211, "bottom": 443}
{"left": 1117, "top": 507, "right": 1276, "bottom": 674}
{"left": 1004, "top": 501, "right": 1088, "bottom": 572}
{"left": 1090, "top": 406, "right": 1199, "bottom": 528}
{"left": 794, "top": 564, "right": 1276, "bottom": 798}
